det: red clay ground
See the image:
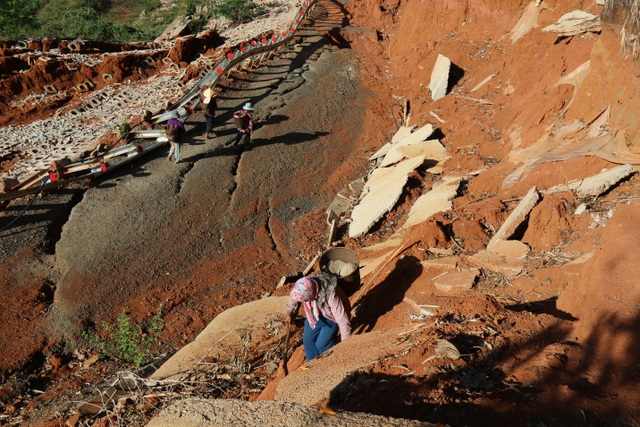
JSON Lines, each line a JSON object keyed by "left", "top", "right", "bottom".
{"left": 1, "top": 0, "right": 640, "bottom": 425}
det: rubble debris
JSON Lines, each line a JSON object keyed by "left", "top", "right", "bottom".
{"left": 381, "top": 138, "right": 449, "bottom": 169}
{"left": 369, "top": 125, "right": 416, "bottom": 161}
{"left": 429, "top": 54, "right": 451, "bottom": 101}
{"left": 542, "top": 10, "right": 601, "bottom": 37}
{"left": 466, "top": 239, "right": 530, "bottom": 277}
{"left": 379, "top": 124, "right": 435, "bottom": 167}
{"left": 487, "top": 187, "right": 539, "bottom": 250}
{"left": 349, "top": 156, "right": 425, "bottom": 238}
{"left": 356, "top": 176, "right": 460, "bottom": 280}
{"left": 156, "top": 16, "right": 194, "bottom": 42}
{"left": 504, "top": 106, "right": 640, "bottom": 188}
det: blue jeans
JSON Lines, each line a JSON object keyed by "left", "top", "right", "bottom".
{"left": 205, "top": 114, "right": 214, "bottom": 134}
{"left": 168, "top": 142, "right": 181, "bottom": 162}
{"left": 303, "top": 315, "right": 339, "bottom": 361}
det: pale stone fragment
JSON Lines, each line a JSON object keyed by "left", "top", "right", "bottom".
{"left": 380, "top": 124, "right": 435, "bottom": 167}
{"left": 467, "top": 239, "right": 529, "bottom": 277}
{"left": 349, "top": 156, "right": 425, "bottom": 238}
{"left": 487, "top": 187, "right": 539, "bottom": 250}
{"left": 429, "top": 54, "right": 451, "bottom": 101}
{"left": 542, "top": 10, "right": 601, "bottom": 37}
{"left": 368, "top": 125, "right": 416, "bottom": 161}
{"left": 433, "top": 268, "right": 480, "bottom": 292}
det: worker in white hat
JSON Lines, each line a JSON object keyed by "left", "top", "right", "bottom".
{"left": 201, "top": 87, "right": 218, "bottom": 139}
{"left": 232, "top": 102, "right": 254, "bottom": 146}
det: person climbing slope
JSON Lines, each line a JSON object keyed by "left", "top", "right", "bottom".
{"left": 165, "top": 111, "right": 185, "bottom": 163}
{"left": 201, "top": 87, "right": 217, "bottom": 139}
{"left": 232, "top": 102, "right": 254, "bottom": 146}
{"left": 286, "top": 273, "right": 352, "bottom": 361}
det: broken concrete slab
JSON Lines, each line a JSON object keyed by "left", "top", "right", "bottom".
{"left": 349, "top": 156, "right": 425, "bottom": 238}
{"left": 433, "top": 268, "right": 480, "bottom": 293}
{"left": 542, "top": 10, "right": 601, "bottom": 37}
{"left": 326, "top": 196, "right": 351, "bottom": 218}
{"left": 358, "top": 176, "right": 461, "bottom": 262}
{"left": 466, "top": 239, "right": 530, "bottom": 277}
{"left": 369, "top": 125, "right": 416, "bottom": 161}
{"left": 326, "top": 177, "right": 367, "bottom": 221}
{"left": 359, "top": 253, "right": 392, "bottom": 279}
{"left": 348, "top": 177, "right": 366, "bottom": 195}
{"left": 487, "top": 187, "right": 540, "bottom": 250}
{"left": 405, "top": 177, "right": 461, "bottom": 230}
{"left": 381, "top": 139, "right": 450, "bottom": 169}
{"left": 403, "top": 258, "right": 459, "bottom": 306}
{"left": 379, "top": 124, "right": 436, "bottom": 167}
{"left": 545, "top": 164, "right": 634, "bottom": 197}
{"left": 155, "top": 16, "right": 192, "bottom": 41}
{"left": 337, "top": 186, "right": 355, "bottom": 200}
{"left": 430, "top": 54, "right": 451, "bottom": 101}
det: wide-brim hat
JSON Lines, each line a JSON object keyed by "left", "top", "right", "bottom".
{"left": 203, "top": 88, "right": 214, "bottom": 104}
{"left": 242, "top": 102, "right": 254, "bottom": 111}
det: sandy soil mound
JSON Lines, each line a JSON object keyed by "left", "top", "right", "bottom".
{"left": 146, "top": 398, "right": 433, "bottom": 426}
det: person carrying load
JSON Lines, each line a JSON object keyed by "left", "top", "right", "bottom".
{"left": 201, "top": 87, "right": 217, "bottom": 139}
{"left": 165, "top": 111, "right": 185, "bottom": 163}
{"left": 233, "top": 102, "right": 254, "bottom": 146}
{"left": 286, "top": 273, "right": 351, "bottom": 361}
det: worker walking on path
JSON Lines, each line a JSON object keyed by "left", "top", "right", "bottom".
{"left": 286, "top": 274, "right": 352, "bottom": 362}
{"left": 201, "top": 87, "right": 217, "bottom": 139}
{"left": 165, "top": 111, "right": 185, "bottom": 163}
{"left": 232, "top": 102, "right": 254, "bottom": 146}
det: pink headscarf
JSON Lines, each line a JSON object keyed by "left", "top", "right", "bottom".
{"left": 290, "top": 277, "right": 320, "bottom": 329}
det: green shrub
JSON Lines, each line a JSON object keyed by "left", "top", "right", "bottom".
{"left": 214, "top": 0, "right": 259, "bottom": 24}
{"left": 37, "top": 0, "right": 121, "bottom": 40}
{"left": 119, "top": 120, "right": 131, "bottom": 140}
{"left": 0, "top": 0, "right": 42, "bottom": 40}
{"left": 85, "top": 307, "right": 165, "bottom": 367}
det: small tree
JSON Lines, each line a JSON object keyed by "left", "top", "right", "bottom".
{"left": 85, "top": 307, "right": 165, "bottom": 367}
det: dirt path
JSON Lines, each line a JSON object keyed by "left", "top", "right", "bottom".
{"left": 0, "top": 0, "right": 371, "bottom": 387}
